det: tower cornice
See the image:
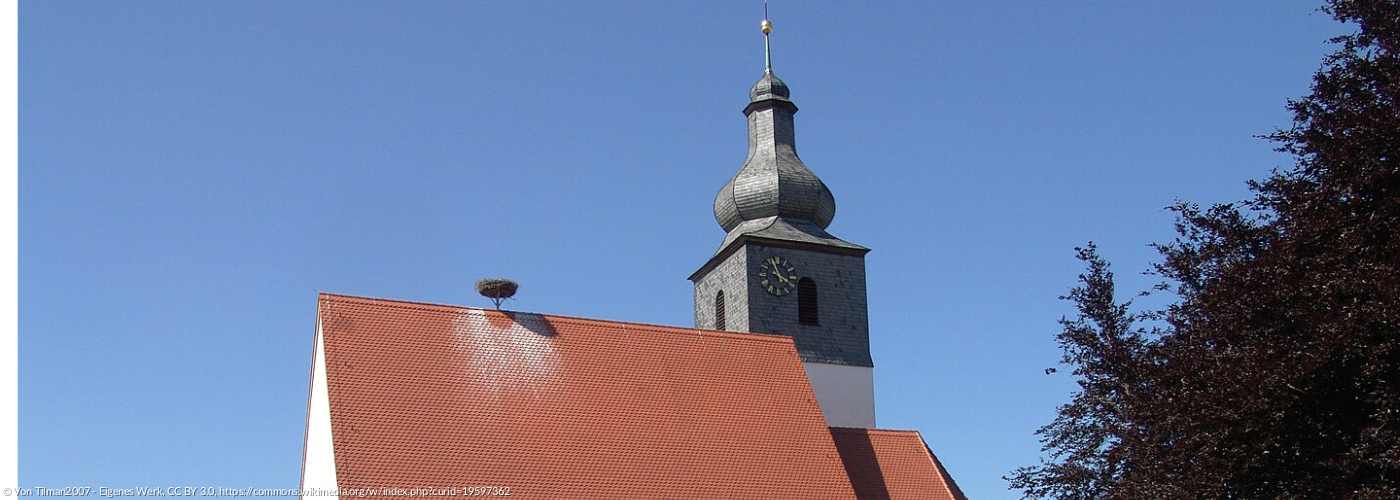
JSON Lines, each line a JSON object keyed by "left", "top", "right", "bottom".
{"left": 689, "top": 225, "right": 870, "bottom": 283}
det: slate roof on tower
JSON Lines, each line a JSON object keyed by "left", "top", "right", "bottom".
{"left": 708, "top": 69, "right": 865, "bottom": 259}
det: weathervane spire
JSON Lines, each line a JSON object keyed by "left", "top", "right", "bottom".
{"left": 761, "top": 0, "right": 772, "bottom": 72}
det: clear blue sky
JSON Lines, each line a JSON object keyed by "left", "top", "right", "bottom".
{"left": 21, "top": 2, "right": 1343, "bottom": 498}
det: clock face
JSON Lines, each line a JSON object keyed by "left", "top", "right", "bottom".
{"left": 758, "top": 255, "right": 798, "bottom": 296}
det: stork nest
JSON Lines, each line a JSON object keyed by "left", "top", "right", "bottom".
{"left": 475, "top": 278, "right": 519, "bottom": 299}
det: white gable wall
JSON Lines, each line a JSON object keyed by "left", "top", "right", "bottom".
{"left": 300, "top": 318, "right": 339, "bottom": 500}
{"left": 802, "top": 362, "right": 875, "bottom": 428}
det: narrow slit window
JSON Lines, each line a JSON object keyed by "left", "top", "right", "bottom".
{"left": 715, "top": 290, "right": 726, "bottom": 331}
{"left": 798, "top": 278, "right": 818, "bottom": 325}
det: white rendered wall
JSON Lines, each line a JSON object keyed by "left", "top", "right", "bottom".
{"left": 300, "top": 319, "right": 339, "bottom": 499}
{"left": 802, "top": 362, "right": 875, "bottom": 428}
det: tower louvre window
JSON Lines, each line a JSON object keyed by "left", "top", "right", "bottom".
{"left": 715, "top": 291, "right": 727, "bottom": 331}
{"left": 798, "top": 278, "right": 818, "bottom": 325}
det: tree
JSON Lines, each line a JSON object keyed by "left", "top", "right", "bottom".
{"left": 1011, "top": 0, "right": 1399, "bottom": 497}
{"left": 1007, "top": 244, "right": 1153, "bottom": 500}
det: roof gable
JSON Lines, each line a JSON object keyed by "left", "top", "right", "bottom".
{"left": 830, "top": 427, "right": 968, "bottom": 500}
{"left": 316, "top": 293, "right": 857, "bottom": 499}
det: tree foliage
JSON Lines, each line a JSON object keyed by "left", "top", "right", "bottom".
{"left": 1011, "top": 0, "right": 1400, "bottom": 497}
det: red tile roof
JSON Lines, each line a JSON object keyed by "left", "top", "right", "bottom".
{"left": 315, "top": 293, "right": 858, "bottom": 499}
{"left": 830, "top": 427, "right": 969, "bottom": 500}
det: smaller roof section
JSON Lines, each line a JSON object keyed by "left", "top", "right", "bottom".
{"left": 830, "top": 427, "right": 969, "bottom": 500}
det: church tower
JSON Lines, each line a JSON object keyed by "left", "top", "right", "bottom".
{"left": 689, "top": 18, "right": 875, "bottom": 428}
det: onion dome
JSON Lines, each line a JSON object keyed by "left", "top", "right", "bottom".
{"left": 714, "top": 70, "right": 836, "bottom": 232}
{"left": 749, "top": 71, "right": 790, "bottom": 102}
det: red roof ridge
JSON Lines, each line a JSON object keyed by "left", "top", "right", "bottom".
{"left": 830, "top": 426, "right": 924, "bottom": 435}
{"left": 317, "top": 291, "right": 800, "bottom": 345}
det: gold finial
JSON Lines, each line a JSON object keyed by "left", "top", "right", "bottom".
{"left": 762, "top": 0, "right": 772, "bottom": 71}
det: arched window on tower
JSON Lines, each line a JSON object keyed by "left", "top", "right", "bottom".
{"left": 715, "top": 290, "right": 726, "bottom": 331}
{"left": 798, "top": 278, "right": 818, "bottom": 325}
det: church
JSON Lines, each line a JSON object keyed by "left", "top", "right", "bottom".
{"left": 299, "top": 16, "right": 967, "bottom": 500}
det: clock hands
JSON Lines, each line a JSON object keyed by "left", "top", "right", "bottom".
{"left": 759, "top": 255, "right": 798, "bottom": 296}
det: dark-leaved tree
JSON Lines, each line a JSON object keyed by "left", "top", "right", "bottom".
{"left": 1011, "top": 0, "right": 1399, "bottom": 498}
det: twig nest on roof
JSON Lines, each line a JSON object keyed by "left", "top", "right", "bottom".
{"left": 475, "top": 278, "right": 518, "bottom": 299}
{"left": 476, "top": 278, "right": 518, "bottom": 309}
